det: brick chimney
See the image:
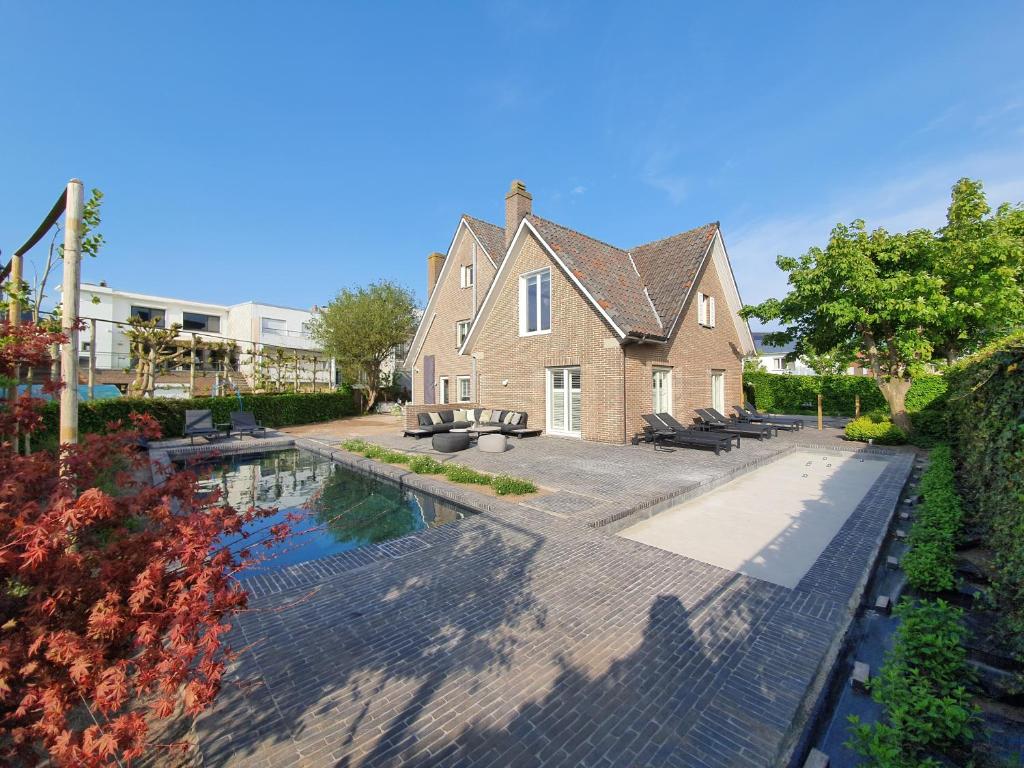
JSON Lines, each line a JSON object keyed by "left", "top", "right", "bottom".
{"left": 505, "top": 179, "right": 532, "bottom": 246}
{"left": 427, "top": 252, "right": 446, "bottom": 296}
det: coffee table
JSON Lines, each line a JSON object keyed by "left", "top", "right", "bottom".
{"left": 469, "top": 424, "right": 502, "bottom": 436}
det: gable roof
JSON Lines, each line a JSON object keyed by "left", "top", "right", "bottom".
{"left": 462, "top": 214, "right": 506, "bottom": 267}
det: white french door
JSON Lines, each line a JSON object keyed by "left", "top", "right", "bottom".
{"left": 653, "top": 367, "right": 672, "bottom": 416}
{"left": 711, "top": 370, "right": 725, "bottom": 414}
{"left": 547, "top": 366, "right": 581, "bottom": 437}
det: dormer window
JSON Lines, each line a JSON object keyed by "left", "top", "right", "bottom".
{"left": 460, "top": 264, "right": 474, "bottom": 288}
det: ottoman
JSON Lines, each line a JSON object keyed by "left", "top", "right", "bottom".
{"left": 432, "top": 432, "right": 471, "bottom": 453}
{"left": 477, "top": 433, "right": 508, "bottom": 453}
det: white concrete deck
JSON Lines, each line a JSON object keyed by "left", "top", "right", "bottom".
{"left": 619, "top": 451, "right": 889, "bottom": 587}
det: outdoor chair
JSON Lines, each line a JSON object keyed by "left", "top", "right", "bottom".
{"left": 230, "top": 411, "right": 267, "bottom": 439}
{"left": 641, "top": 414, "right": 735, "bottom": 455}
{"left": 184, "top": 409, "right": 227, "bottom": 444}
{"left": 739, "top": 402, "right": 803, "bottom": 430}
{"left": 692, "top": 408, "right": 775, "bottom": 441}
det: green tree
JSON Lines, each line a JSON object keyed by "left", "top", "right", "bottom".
{"left": 742, "top": 223, "right": 939, "bottom": 432}
{"left": 930, "top": 178, "right": 1024, "bottom": 363}
{"left": 310, "top": 281, "right": 417, "bottom": 412}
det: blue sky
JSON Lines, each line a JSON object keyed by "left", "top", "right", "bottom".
{"left": 2, "top": 2, "right": 1023, "bottom": 328}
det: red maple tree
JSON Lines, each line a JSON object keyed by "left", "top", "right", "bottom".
{"left": 0, "top": 321, "right": 286, "bottom": 766}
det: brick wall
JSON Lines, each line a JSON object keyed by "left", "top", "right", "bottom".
{"left": 625, "top": 241, "right": 745, "bottom": 436}
{"left": 471, "top": 230, "right": 626, "bottom": 443}
{"left": 411, "top": 223, "right": 497, "bottom": 404}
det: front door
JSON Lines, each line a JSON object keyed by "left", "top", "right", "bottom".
{"left": 711, "top": 369, "right": 725, "bottom": 414}
{"left": 547, "top": 366, "right": 581, "bottom": 437}
{"left": 423, "top": 355, "right": 435, "bottom": 404}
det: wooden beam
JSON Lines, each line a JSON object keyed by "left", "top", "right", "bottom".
{"left": 59, "top": 179, "right": 84, "bottom": 446}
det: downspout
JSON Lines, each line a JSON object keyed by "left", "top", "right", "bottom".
{"left": 623, "top": 345, "right": 627, "bottom": 444}
{"left": 471, "top": 354, "right": 478, "bottom": 404}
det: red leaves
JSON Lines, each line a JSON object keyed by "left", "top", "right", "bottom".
{"left": 1, "top": 323, "right": 282, "bottom": 768}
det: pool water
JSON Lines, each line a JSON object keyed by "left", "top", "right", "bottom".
{"left": 184, "top": 448, "right": 474, "bottom": 576}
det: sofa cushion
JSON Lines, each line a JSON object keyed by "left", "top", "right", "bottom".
{"left": 427, "top": 412, "right": 443, "bottom": 425}
{"left": 450, "top": 421, "right": 472, "bottom": 429}
{"left": 439, "top": 410, "right": 455, "bottom": 423}
{"left": 418, "top": 413, "right": 432, "bottom": 426}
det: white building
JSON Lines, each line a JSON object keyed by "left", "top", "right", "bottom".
{"left": 748, "top": 332, "right": 870, "bottom": 376}
{"left": 77, "top": 282, "right": 335, "bottom": 395}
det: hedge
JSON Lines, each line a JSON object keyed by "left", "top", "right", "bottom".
{"left": 944, "top": 331, "right": 1024, "bottom": 656}
{"left": 902, "top": 445, "right": 963, "bottom": 592}
{"left": 39, "top": 390, "right": 358, "bottom": 442}
{"left": 743, "top": 371, "right": 947, "bottom": 437}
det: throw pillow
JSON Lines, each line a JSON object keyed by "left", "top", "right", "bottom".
{"left": 428, "top": 412, "right": 443, "bottom": 425}
{"left": 454, "top": 409, "right": 467, "bottom": 422}
{"left": 510, "top": 412, "right": 522, "bottom": 425}
{"left": 479, "top": 409, "right": 492, "bottom": 423}
{"left": 502, "top": 411, "right": 514, "bottom": 424}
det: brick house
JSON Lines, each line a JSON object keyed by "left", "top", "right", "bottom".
{"left": 403, "top": 180, "right": 755, "bottom": 443}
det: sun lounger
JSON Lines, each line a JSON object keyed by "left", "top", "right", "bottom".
{"left": 739, "top": 402, "right": 803, "bottom": 430}
{"left": 184, "top": 409, "right": 227, "bottom": 444}
{"left": 230, "top": 411, "right": 267, "bottom": 438}
{"left": 641, "top": 414, "right": 735, "bottom": 455}
{"left": 693, "top": 408, "right": 775, "bottom": 441}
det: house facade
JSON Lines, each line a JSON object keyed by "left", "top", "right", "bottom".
{"left": 747, "top": 332, "right": 872, "bottom": 376}
{"left": 77, "top": 283, "right": 337, "bottom": 395}
{"left": 404, "top": 181, "right": 755, "bottom": 443}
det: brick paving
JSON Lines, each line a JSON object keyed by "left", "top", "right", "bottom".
{"left": 189, "top": 428, "right": 914, "bottom": 768}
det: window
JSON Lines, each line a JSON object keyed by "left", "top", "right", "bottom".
{"left": 652, "top": 367, "right": 672, "bottom": 415}
{"left": 439, "top": 377, "right": 450, "bottom": 404}
{"left": 182, "top": 312, "right": 220, "bottom": 333}
{"left": 519, "top": 268, "right": 551, "bottom": 335}
{"left": 456, "top": 320, "right": 471, "bottom": 348}
{"left": 130, "top": 305, "right": 165, "bottom": 327}
{"left": 261, "top": 317, "right": 287, "bottom": 335}
{"left": 460, "top": 264, "right": 474, "bottom": 288}
{"left": 697, "top": 292, "right": 716, "bottom": 328}
{"left": 457, "top": 376, "right": 471, "bottom": 402}
{"left": 772, "top": 357, "right": 784, "bottom": 370}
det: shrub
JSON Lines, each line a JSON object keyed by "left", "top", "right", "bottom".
{"left": 380, "top": 450, "right": 411, "bottom": 464}
{"left": 342, "top": 438, "right": 369, "bottom": 453}
{"left": 902, "top": 446, "right": 963, "bottom": 593}
{"left": 944, "top": 331, "right": 1024, "bottom": 658}
{"left": 847, "top": 599, "right": 978, "bottom": 766}
{"left": 39, "top": 390, "right": 358, "bottom": 442}
{"left": 491, "top": 475, "right": 538, "bottom": 496}
{"left": 443, "top": 464, "right": 491, "bottom": 485}
{"left": 408, "top": 456, "right": 445, "bottom": 474}
{"left": 845, "top": 415, "right": 907, "bottom": 445}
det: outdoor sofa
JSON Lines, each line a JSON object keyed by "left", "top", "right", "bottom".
{"left": 404, "top": 408, "right": 540, "bottom": 439}
{"left": 641, "top": 414, "right": 736, "bottom": 455}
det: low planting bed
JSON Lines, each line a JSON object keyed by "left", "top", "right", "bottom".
{"left": 342, "top": 439, "right": 539, "bottom": 498}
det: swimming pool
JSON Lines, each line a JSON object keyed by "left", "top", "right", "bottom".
{"left": 184, "top": 448, "right": 475, "bottom": 576}
{"left": 619, "top": 451, "right": 890, "bottom": 587}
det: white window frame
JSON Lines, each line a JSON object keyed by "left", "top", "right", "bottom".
{"left": 652, "top": 366, "right": 672, "bottom": 416}
{"left": 439, "top": 377, "right": 450, "bottom": 404}
{"left": 519, "top": 268, "right": 552, "bottom": 337}
{"left": 456, "top": 375, "right": 471, "bottom": 403}
{"left": 456, "top": 320, "right": 471, "bottom": 348}
{"left": 697, "top": 292, "right": 716, "bottom": 327}
{"left": 460, "top": 264, "right": 474, "bottom": 289}
{"left": 708, "top": 295, "right": 716, "bottom": 328}
{"left": 711, "top": 369, "right": 726, "bottom": 413}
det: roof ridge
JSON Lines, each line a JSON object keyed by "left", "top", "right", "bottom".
{"left": 527, "top": 214, "right": 628, "bottom": 254}
{"left": 631, "top": 221, "right": 718, "bottom": 252}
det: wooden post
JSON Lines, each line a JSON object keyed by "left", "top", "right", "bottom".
{"left": 817, "top": 393, "right": 823, "bottom": 431}
{"left": 189, "top": 334, "right": 197, "bottom": 396}
{"left": 855, "top": 394, "right": 861, "bottom": 419}
{"left": 312, "top": 358, "right": 318, "bottom": 394}
{"left": 7, "top": 252, "right": 23, "bottom": 447}
{"left": 87, "top": 319, "right": 96, "bottom": 400}
{"left": 59, "top": 179, "right": 84, "bottom": 447}
{"left": 293, "top": 352, "right": 299, "bottom": 392}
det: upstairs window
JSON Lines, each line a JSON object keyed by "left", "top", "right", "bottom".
{"left": 182, "top": 312, "right": 221, "bottom": 333}
{"left": 460, "top": 264, "right": 474, "bottom": 288}
{"left": 456, "top": 320, "right": 471, "bottom": 348}
{"left": 261, "top": 317, "right": 287, "bottom": 335}
{"left": 130, "top": 305, "right": 165, "bottom": 328}
{"left": 697, "top": 292, "right": 716, "bottom": 328}
{"left": 519, "top": 268, "right": 551, "bottom": 336}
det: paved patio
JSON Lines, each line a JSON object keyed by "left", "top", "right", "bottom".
{"left": 188, "top": 423, "right": 914, "bottom": 768}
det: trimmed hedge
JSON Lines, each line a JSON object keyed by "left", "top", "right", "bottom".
{"left": 944, "top": 331, "right": 1024, "bottom": 655}
{"left": 902, "top": 446, "right": 963, "bottom": 592}
{"left": 39, "top": 390, "right": 358, "bottom": 441}
{"left": 744, "top": 371, "right": 947, "bottom": 437}
{"left": 844, "top": 415, "right": 907, "bottom": 445}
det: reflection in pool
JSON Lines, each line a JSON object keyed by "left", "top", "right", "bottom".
{"left": 184, "top": 448, "right": 473, "bottom": 576}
